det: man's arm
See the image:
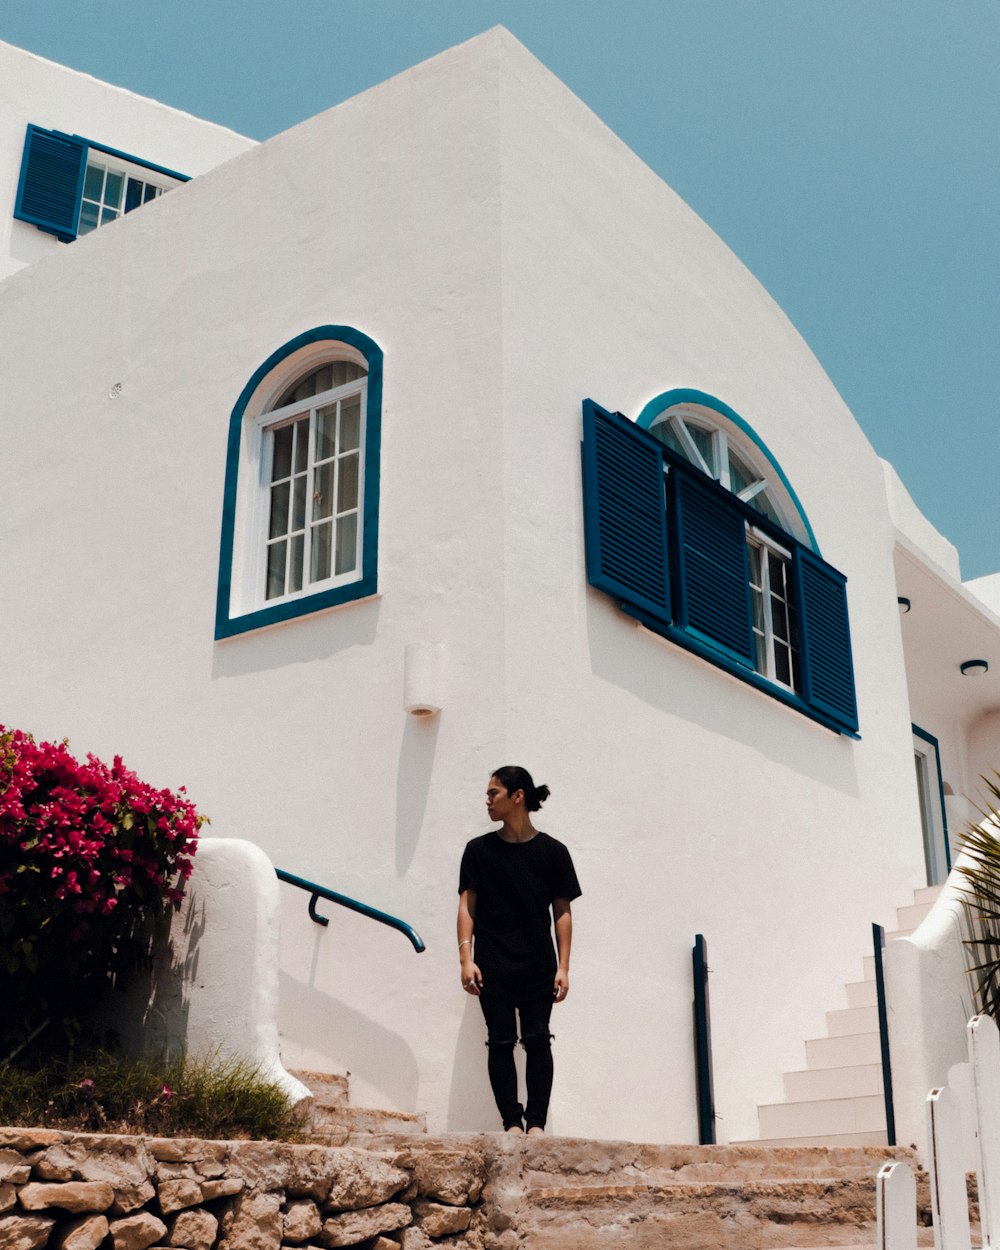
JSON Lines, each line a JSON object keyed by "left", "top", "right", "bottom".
{"left": 458, "top": 888, "right": 482, "bottom": 995}
{"left": 552, "top": 898, "right": 573, "bottom": 1001}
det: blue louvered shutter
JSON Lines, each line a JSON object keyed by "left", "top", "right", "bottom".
{"left": 671, "top": 465, "right": 755, "bottom": 666}
{"left": 794, "top": 547, "right": 858, "bottom": 733}
{"left": 14, "top": 126, "right": 87, "bottom": 242}
{"left": 581, "top": 400, "right": 671, "bottom": 623}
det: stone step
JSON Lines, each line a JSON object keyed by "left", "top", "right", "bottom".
{"left": 844, "top": 979, "right": 877, "bottom": 1008}
{"left": 288, "top": 1067, "right": 350, "bottom": 1106}
{"left": 758, "top": 1095, "right": 885, "bottom": 1141}
{"left": 826, "top": 1005, "right": 879, "bottom": 1037}
{"left": 305, "top": 1104, "right": 427, "bottom": 1140}
{"left": 805, "top": 1031, "right": 883, "bottom": 1069}
{"left": 783, "top": 1063, "right": 884, "bottom": 1102}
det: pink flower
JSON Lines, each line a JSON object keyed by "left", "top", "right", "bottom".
{"left": 78, "top": 1079, "right": 94, "bottom": 1089}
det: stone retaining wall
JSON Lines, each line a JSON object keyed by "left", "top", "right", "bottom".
{"left": 0, "top": 1129, "right": 495, "bottom": 1250}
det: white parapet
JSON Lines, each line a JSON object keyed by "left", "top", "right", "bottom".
{"left": 883, "top": 860, "right": 976, "bottom": 1164}
{"left": 103, "top": 836, "right": 311, "bottom": 1106}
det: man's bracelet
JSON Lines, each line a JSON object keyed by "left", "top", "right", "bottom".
{"left": 458, "top": 939, "right": 472, "bottom": 952}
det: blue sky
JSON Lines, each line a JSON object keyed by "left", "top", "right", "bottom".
{"left": 4, "top": 1, "right": 997, "bottom": 577}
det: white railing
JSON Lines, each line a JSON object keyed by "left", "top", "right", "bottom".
{"left": 878, "top": 1012, "right": 1000, "bottom": 1249}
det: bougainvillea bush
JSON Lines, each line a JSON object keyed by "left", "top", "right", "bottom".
{"left": 0, "top": 728, "right": 204, "bottom": 1057}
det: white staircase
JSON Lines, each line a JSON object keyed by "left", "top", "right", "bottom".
{"left": 752, "top": 885, "right": 941, "bottom": 1147}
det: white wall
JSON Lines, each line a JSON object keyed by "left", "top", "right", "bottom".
{"left": 0, "top": 28, "right": 940, "bottom": 1143}
{"left": 0, "top": 40, "right": 253, "bottom": 281}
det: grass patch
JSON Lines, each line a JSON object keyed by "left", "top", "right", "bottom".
{"left": 0, "top": 1051, "right": 305, "bottom": 1140}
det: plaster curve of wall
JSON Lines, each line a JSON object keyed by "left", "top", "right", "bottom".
{"left": 884, "top": 857, "right": 975, "bottom": 1163}
{"left": 109, "top": 837, "right": 309, "bottom": 1106}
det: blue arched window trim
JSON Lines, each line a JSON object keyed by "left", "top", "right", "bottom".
{"left": 636, "top": 388, "right": 820, "bottom": 554}
{"left": 215, "top": 326, "right": 383, "bottom": 639}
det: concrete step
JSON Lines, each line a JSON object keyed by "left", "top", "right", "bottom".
{"left": 805, "top": 1032, "right": 883, "bottom": 1070}
{"left": 913, "top": 885, "right": 943, "bottom": 906}
{"left": 844, "top": 979, "right": 877, "bottom": 1008}
{"left": 783, "top": 1063, "right": 883, "bottom": 1102}
{"left": 826, "top": 1005, "right": 879, "bottom": 1037}
{"left": 896, "top": 901, "right": 935, "bottom": 931}
{"left": 748, "top": 1131, "right": 889, "bottom": 1149}
{"left": 758, "top": 1095, "right": 885, "bottom": 1140}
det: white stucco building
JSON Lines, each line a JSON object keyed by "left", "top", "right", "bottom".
{"left": 2, "top": 28, "right": 999, "bottom": 1147}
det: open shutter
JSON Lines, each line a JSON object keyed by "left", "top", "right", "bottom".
{"left": 794, "top": 546, "right": 858, "bottom": 733}
{"left": 14, "top": 126, "right": 86, "bottom": 241}
{"left": 672, "top": 465, "right": 755, "bottom": 666}
{"left": 581, "top": 400, "right": 671, "bottom": 624}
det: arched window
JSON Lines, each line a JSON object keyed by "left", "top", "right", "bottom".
{"left": 215, "top": 327, "right": 382, "bottom": 638}
{"left": 581, "top": 390, "right": 857, "bottom": 735}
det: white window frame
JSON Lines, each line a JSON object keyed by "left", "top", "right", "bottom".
{"left": 913, "top": 729, "right": 950, "bottom": 886}
{"left": 650, "top": 404, "right": 798, "bottom": 537}
{"left": 78, "top": 152, "right": 177, "bottom": 235}
{"left": 251, "top": 375, "right": 367, "bottom": 608}
{"left": 228, "top": 341, "right": 371, "bottom": 621}
{"left": 746, "top": 525, "right": 800, "bottom": 694}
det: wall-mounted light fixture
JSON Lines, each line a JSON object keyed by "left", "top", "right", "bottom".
{"left": 961, "top": 659, "right": 990, "bottom": 677}
{"left": 404, "top": 642, "right": 444, "bottom": 715}
{"left": 897, "top": 597, "right": 911, "bottom": 614}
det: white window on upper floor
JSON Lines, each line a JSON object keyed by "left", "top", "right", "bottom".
{"left": 13, "top": 124, "right": 187, "bottom": 244}
{"left": 215, "top": 328, "right": 383, "bottom": 639}
{"left": 78, "top": 153, "right": 170, "bottom": 235}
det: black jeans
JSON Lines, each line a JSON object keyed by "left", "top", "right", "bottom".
{"left": 479, "top": 990, "right": 554, "bottom": 1130}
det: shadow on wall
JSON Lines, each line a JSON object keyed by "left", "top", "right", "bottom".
{"left": 278, "top": 970, "right": 420, "bottom": 1111}
{"left": 98, "top": 882, "right": 205, "bottom": 1060}
{"left": 586, "top": 597, "right": 861, "bottom": 793}
{"left": 396, "top": 713, "right": 440, "bottom": 876}
{"left": 211, "top": 598, "right": 381, "bottom": 681}
{"left": 445, "top": 998, "right": 509, "bottom": 1131}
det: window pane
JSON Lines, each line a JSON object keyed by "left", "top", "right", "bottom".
{"left": 340, "top": 397, "right": 361, "bottom": 452}
{"left": 78, "top": 202, "right": 100, "bottom": 235}
{"left": 650, "top": 420, "right": 684, "bottom": 457}
{"left": 268, "top": 482, "right": 290, "bottom": 539}
{"left": 311, "top": 521, "right": 332, "bottom": 582}
{"left": 104, "top": 170, "right": 124, "bottom": 210}
{"left": 293, "top": 417, "right": 309, "bottom": 473}
{"left": 83, "top": 163, "right": 104, "bottom": 201}
{"left": 289, "top": 534, "right": 304, "bottom": 593}
{"left": 771, "top": 596, "right": 789, "bottom": 642}
{"left": 100, "top": 205, "right": 119, "bottom": 226}
{"left": 124, "top": 179, "right": 143, "bottom": 213}
{"left": 266, "top": 542, "right": 286, "bottom": 600}
{"left": 316, "top": 405, "right": 338, "bottom": 461}
{"left": 729, "top": 450, "right": 755, "bottom": 497}
{"left": 292, "top": 475, "right": 307, "bottom": 532}
{"left": 687, "top": 422, "right": 715, "bottom": 472}
{"left": 774, "top": 640, "right": 792, "bottom": 687}
{"left": 313, "top": 462, "right": 335, "bottom": 520}
{"left": 143, "top": 183, "right": 159, "bottom": 204}
{"left": 338, "top": 454, "right": 359, "bottom": 512}
{"left": 272, "top": 425, "right": 293, "bottom": 481}
{"left": 335, "top": 513, "right": 358, "bottom": 575}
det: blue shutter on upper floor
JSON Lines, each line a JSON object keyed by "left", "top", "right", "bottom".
{"left": 794, "top": 546, "right": 858, "bottom": 733}
{"left": 581, "top": 400, "right": 672, "bottom": 624}
{"left": 671, "top": 464, "right": 755, "bottom": 666}
{"left": 14, "top": 126, "right": 87, "bottom": 242}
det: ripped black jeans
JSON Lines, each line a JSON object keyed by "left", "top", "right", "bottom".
{"left": 479, "top": 990, "right": 554, "bottom": 1131}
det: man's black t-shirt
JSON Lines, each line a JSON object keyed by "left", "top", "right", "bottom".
{"left": 458, "top": 831, "right": 581, "bottom": 1000}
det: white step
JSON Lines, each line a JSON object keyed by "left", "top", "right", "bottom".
{"left": 826, "top": 1005, "right": 879, "bottom": 1036}
{"left": 914, "top": 884, "right": 943, "bottom": 906}
{"left": 783, "top": 1062, "right": 884, "bottom": 1102}
{"left": 758, "top": 1094, "right": 885, "bottom": 1139}
{"left": 896, "top": 901, "right": 935, "bottom": 930}
{"left": 751, "top": 1129, "right": 889, "bottom": 1149}
{"left": 844, "top": 979, "right": 877, "bottom": 1008}
{"left": 806, "top": 1031, "right": 883, "bottom": 1069}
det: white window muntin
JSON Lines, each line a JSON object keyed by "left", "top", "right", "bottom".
{"left": 747, "top": 525, "right": 799, "bottom": 693}
{"left": 78, "top": 152, "right": 176, "bottom": 236}
{"left": 650, "top": 404, "right": 791, "bottom": 533}
{"left": 252, "top": 376, "right": 367, "bottom": 607}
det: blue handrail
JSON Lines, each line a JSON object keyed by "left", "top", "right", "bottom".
{"left": 275, "top": 867, "right": 425, "bottom": 953}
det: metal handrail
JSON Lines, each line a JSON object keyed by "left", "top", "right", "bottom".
{"left": 275, "top": 867, "right": 426, "bottom": 953}
{"left": 872, "top": 922, "right": 896, "bottom": 1145}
